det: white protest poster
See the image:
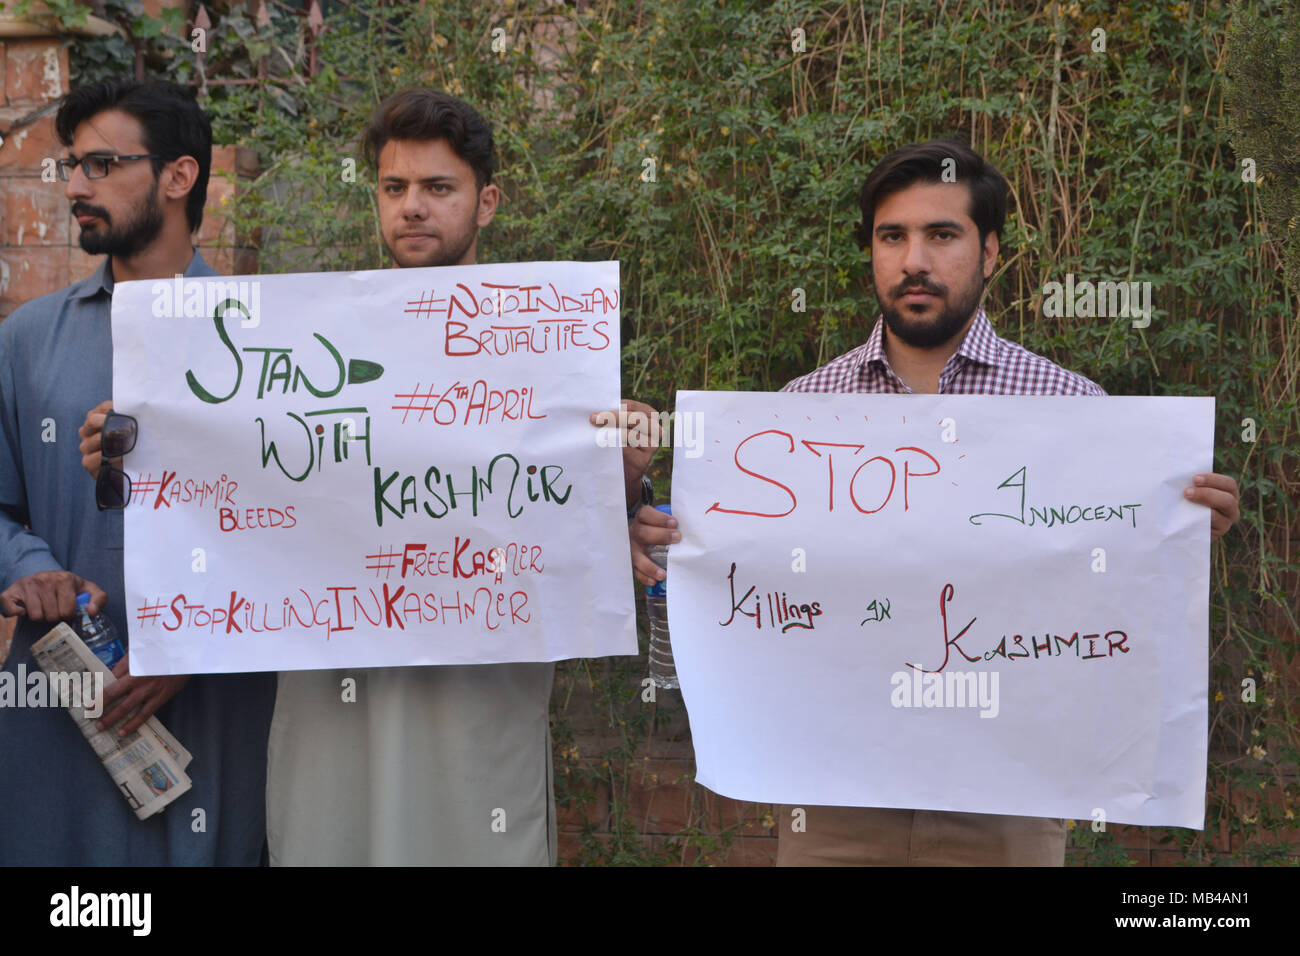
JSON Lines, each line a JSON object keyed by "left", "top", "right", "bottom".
{"left": 111, "top": 261, "right": 636, "bottom": 675}
{"left": 668, "top": 391, "right": 1213, "bottom": 828}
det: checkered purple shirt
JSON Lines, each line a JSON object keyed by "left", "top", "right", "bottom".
{"left": 781, "top": 307, "right": 1107, "bottom": 396}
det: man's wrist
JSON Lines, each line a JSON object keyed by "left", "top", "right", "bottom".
{"left": 627, "top": 474, "right": 654, "bottom": 520}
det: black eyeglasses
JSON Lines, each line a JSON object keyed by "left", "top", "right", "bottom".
{"left": 96, "top": 412, "right": 138, "bottom": 511}
{"left": 56, "top": 154, "right": 162, "bottom": 181}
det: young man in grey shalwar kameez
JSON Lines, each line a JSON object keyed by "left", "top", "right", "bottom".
{"left": 262, "top": 89, "right": 655, "bottom": 866}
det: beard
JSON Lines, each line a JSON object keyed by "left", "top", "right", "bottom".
{"left": 384, "top": 218, "right": 478, "bottom": 269}
{"left": 73, "top": 189, "right": 165, "bottom": 258}
{"left": 877, "top": 272, "right": 985, "bottom": 350}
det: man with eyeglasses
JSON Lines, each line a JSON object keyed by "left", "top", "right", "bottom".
{"left": 0, "top": 79, "right": 276, "bottom": 865}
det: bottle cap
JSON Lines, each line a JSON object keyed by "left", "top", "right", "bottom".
{"left": 76, "top": 592, "right": 90, "bottom": 610}
{"left": 654, "top": 503, "right": 671, "bottom": 516}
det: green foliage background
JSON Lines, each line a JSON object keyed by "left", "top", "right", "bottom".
{"left": 47, "top": 0, "right": 1300, "bottom": 864}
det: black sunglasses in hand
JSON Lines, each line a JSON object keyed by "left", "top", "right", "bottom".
{"left": 95, "top": 412, "right": 138, "bottom": 511}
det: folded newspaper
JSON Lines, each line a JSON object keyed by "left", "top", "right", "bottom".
{"left": 30, "top": 622, "right": 193, "bottom": 821}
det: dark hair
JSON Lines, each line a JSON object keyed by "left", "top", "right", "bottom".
{"left": 855, "top": 138, "right": 1008, "bottom": 248}
{"left": 362, "top": 88, "right": 495, "bottom": 188}
{"left": 56, "top": 79, "right": 212, "bottom": 234}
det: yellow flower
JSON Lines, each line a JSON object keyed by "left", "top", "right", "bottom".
{"left": 1286, "top": 809, "right": 1295, "bottom": 820}
{"left": 1249, "top": 745, "right": 1267, "bottom": 760}
{"left": 1065, "top": 819, "right": 1076, "bottom": 830}
{"left": 591, "top": 59, "right": 602, "bottom": 74}
{"left": 1213, "top": 690, "right": 1224, "bottom": 702}
{"left": 720, "top": 126, "right": 730, "bottom": 136}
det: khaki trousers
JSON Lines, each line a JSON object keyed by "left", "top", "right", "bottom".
{"left": 776, "top": 805, "right": 1066, "bottom": 866}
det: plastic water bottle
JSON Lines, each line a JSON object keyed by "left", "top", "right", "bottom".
{"left": 75, "top": 592, "right": 126, "bottom": 670}
{"left": 645, "top": 504, "right": 677, "bottom": 689}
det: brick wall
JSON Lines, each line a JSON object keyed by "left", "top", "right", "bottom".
{"left": 0, "top": 28, "right": 71, "bottom": 665}
{"left": 553, "top": 677, "right": 778, "bottom": 865}
{"left": 0, "top": 31, "right": 258, "bottom": 319}
{"left": 0, "top": 36, "right": 78, "bottom": 316}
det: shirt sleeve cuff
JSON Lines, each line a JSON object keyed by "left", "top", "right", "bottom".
{"left": 0, "top": 542, "right": 63, "bottom": 592}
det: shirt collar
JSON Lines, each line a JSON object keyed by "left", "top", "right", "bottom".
{"left": 952, "top": 306, "right": 1001, "bottom": 367}
{"left": 69, "top": 257, "right": 115, "bottom": 301}
{"left": 69, "top": 248, "right": 210, "bottom": 301}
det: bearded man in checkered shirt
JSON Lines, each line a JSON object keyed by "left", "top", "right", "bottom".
{"left": 628, "top": 137, "right": 1241, "bottom": 866}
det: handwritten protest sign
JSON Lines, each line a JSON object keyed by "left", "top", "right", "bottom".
{"left": 111, "top": 262, "right": 636, "bottom": 675}
{"left": 668, "top": 391, "right": 1213, "bottom": 828}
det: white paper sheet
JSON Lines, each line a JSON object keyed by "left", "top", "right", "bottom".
{"left": 668, "top": 391, "right": 1213, "bottom": 828}
{"left": 111, "top": 261, "right": 635, "bottom": 674}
